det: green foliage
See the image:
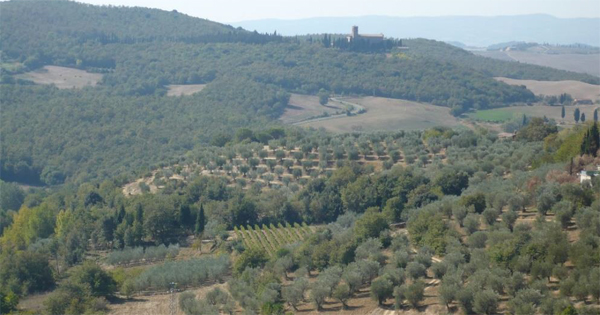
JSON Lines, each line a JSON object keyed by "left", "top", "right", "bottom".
{"left": 408, "top": 211, "right": 448, "bottom": 255}
{"left": 195, "top": 204, "right": 206, "bottom": 235}
{"left": 400, "top": 280, "right": 425, "bottom": 309}
{"left": 370, "top": 276, "right": 394, "bottom": 305}
{"left": 0, "top": 180, "right": 25, "bottom": 211}
{"left": 69, "top": 261, "right": 116, "bottom": 297}
{"left": 460, "top": 193, "right": 486, "bottom": 214}
{"left": 135, "top": 255, "right": 230, "bottom": 290}
{"left": 580, "top": 122, "right": 600, "bottom": 157}
{"left": 516, "top": 117, "right": 558, "bottom": 142}
{"left": 473, "top": 289, "right": 499, "bottom": 315}
{"left": 354, "top": 211, "right": 388, "bottom": 241}
{"left": 0, "top": 250, "right": 54, "bottom": 295}
{"left": 434, "top": 169, "right": 469, "bottom": 195}
{"left": 0, "top": 289, "right": 19, "bottom": 314}
{"left": 234, "top": 247, "right": 268, "bottom": 275}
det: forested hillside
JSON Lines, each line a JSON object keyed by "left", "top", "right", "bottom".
{"left": 0, "top": 1, "right": 596, "bottom": 186}
{"left": 403, "top": 38, "right": 600, "bottom": 84}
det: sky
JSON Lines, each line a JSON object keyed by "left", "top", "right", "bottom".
{"left": 77, "top": 0, "right": 600, "bottom": 23}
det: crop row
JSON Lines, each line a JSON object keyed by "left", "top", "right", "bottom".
{"left": 234, "top": 223, "right": 312, "bottom": 255}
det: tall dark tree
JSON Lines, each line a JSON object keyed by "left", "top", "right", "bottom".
{"left": 561, "top": 105, "right": 565, "bottom": 119}
{"left": 195, "top": 204, "right": 206, "bottom": 235}
{"left": 179, "top": 204, "right": 192, "bottom": 230}
{"left": 583, "top": 122, "right": 600, "bottom": 157}
{"left": 522, "top": 114, "right": 527, "bottom": 126}
{"left": 116, "top": 205, "right": 126, "bottom": 224}
{"left": 594, "top": 108, "right": 599, "bottom": 122}
{"left": 581, "top": 113, "right": 586, "bottom": 122}
{"left": 135, "top": 203, "right": 143, "bottom": 223}
{"left": 574, "top": 108, "right": 581, "bottom": 123}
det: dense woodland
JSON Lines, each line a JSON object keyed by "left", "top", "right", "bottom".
{"left": 1, "top": 2, "right": 600, "bottom": 315}
{"left": 2, "top": 1, "right": 598, "bottom": 186}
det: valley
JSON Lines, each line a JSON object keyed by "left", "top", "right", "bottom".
{"left": 1, "top": 2, "right": 599, "bottom": 315}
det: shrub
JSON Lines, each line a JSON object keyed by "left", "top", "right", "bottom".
{"left": 134, "top": 255, "right": 230, "bottom": 291}
{"left": 473, "top": 289, "right": 499, "bottom": 315}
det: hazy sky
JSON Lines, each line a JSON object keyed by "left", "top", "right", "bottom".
{"left": 78, "top": 0, "right": 600, "bottom": 23}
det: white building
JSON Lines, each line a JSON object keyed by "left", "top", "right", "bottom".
{"left": 580, "top": 166, "right": 600, "bottom": 184}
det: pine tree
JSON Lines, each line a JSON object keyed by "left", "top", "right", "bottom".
{"left": 561, "top": 106, "right": 565, "bottom": 119}
{"left": 195, "top": 204, "right": 206, "bottom": 235}
{"left": 574, "top": 108, "right": 581, "bottom": 123}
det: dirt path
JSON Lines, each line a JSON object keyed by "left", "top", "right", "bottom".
{"left": 292, "top": 97, "right": 365, "bottom": 125}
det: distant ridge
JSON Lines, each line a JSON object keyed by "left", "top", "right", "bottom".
{"left": 232, "top": 14, "right": 600, "bottom": 47}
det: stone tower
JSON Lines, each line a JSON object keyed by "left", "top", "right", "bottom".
{"left": 351, "top": 26, "right": 359, "bottom": 39}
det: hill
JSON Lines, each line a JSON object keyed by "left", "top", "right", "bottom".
{"left": 474, "top": 43, "right": 600, "bottom": 77}
{"left": 0, "top": 1, "right": 597, "bottom": 186}
{"left": 232, "top": 14, "right": 600, "bottom": 47}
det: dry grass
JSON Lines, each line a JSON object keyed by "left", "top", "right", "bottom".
{"left": 299, "top": 97, "right": 460, "bottom": 133}
{"left": 166, "top": 84, "right": 207, "bottom": 96}
{"left": 475, "top": 51, "right": 600, "bottom": 77}
{"left": 279, "top": 94, "right": 344, "bottom": 124}
{"left": 108, "top": 283, "right": 228, "bottom": 315}
{"left": 17, "top": 65, "right": 103, "bottom": 89}
{"left": 17, "top": 292, "right": 52, "bottom": 314}
{"left": 496, "top": 77, "right": 600, "bottom": 101}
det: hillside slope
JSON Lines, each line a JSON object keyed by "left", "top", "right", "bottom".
{"left": 0, "top": 1, "right": 595, "bottom": 186}
{"left": 233, "top": 14, "right": 600, "bottom": 47}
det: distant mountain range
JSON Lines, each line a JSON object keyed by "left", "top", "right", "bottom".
{"left": 232, "top": 15, "right": 600, "bottom": 47}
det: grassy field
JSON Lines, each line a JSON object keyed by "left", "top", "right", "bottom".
{"left": 165, "top": 84, "right": 206, "bottom": 96}
{"left": 496, "top": 77, "right": 600, "bottom": 101}
{"left": 468, "top": 108, "right": 516, "bottom": 122}
{"left": 299, "top": 96, "right": 461, "bottom": 132}
{"left": 279, "top": 94, "right": 344, "bottom": 124}
{"left": 16, "top": 65, "right": 103, "bottom": 89}
{"left": 475, "top": 50, "right": 600, "bottom": 76}
{"left": 468, "top": 105, "right": 599, "bottom": 124}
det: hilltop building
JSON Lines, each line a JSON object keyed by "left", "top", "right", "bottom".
{"left": 347, "top": 26, "right": 384, "bottom": 44}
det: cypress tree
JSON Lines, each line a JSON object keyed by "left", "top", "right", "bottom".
{"left": 574, "top": 108, "right": 581, "bottom": 123}
{"left": 195, "top": 204, "right": 206, "bottom": 235}
{"left": 581, "top": 113, "right": 586, "bottom": 122}
{"left": 590, "top": 122, "right": 600, "bottom": 157}
{"left": 561, "top": 106, "right": 565, "bottom": 119}
{"left": 117, "top": 204, "right": 126, "bottom": 224}
{"left": 594, "top": 108, "right": 598, "bottom": 122}
{"left": 581, "top": 130, "right": 591, "bottom": 156}
{"left": 135, "top": 203, "right": 143, "bottom": 223}
{"left": 179, "top": 204, "right": 192, "bottom": 229}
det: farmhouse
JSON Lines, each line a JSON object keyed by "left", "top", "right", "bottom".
{"left": 347, "top": 26, "right": 384, "bottom": 43}
{"left": 580, "top": 165, "right": 600, "bottom": 184}
{"left": 573, "top": 99, "right": 593, "bottom": 105}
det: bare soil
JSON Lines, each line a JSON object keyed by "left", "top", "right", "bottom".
{"left": 17, "top": 65, "right": 103, "bottom": 89}
{"left": 166, "top": 84, "right": 207, "bottom": 96}
{"left": 496, "top": 77, "right": 600, "bottom": 101}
